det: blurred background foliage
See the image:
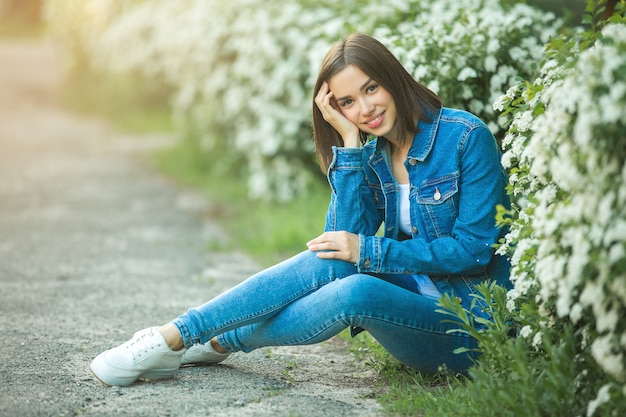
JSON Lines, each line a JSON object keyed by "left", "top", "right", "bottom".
{"left": 35, "top": 0, "right": 579, "bottom": 202}
{"left": 0, "top": 0, "right": 43, "bottom": 36}
{"left": 1, "top": 0, "right": 585, "bottom": 203}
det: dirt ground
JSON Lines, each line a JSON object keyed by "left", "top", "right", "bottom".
{"left": 0, "top": 39, "right": 384, "bottom": 417}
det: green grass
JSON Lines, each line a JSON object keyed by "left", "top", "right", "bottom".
{"left": 61, "top": 71, "right": 174, "bottom": 134}
{"left": 378, "top": 371, "right": 472, "bottom": 417}
{"left": 151, "top": 137, "right": 329, "bottom": 266}
{"left": 337, "top": 328, "right": 473, "bottom": 416}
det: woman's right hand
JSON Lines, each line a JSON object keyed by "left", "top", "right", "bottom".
{"left": 315, "top": 82, "right": 361, "bottom": 148}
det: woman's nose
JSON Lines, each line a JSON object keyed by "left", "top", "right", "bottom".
{"left": 360, "top": 98, "right": 375, "bottom": 116}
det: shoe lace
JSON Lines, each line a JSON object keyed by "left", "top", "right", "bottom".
{"left": 125, "top": 330, "right": 162, "bottom": 360}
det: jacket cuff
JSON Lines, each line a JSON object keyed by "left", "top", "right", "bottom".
{"left": 356, "top": 234, "right": 376, "bottom": 272}
{"left": 329, "top": 146, "right": 363, "bottom": 170}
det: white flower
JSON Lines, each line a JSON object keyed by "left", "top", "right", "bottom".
{"left": 492, "top": 94, "right": 508, "bottom": 112}
{"left": 484, "top": 55, "right": 498, "bottom": 72}
{"left": 532, "top": 331, "right": 543, "bottom": 349}
{"left": 596, "top": 306, "right": 619, "bottom": 334}
{"left": 591, "top": 335, "right": 624, "bottom": 380}
{"left": 519, "top": 325, "right": 533, "bottom": 338}
{"left": 487, "top": 38, "right": 500, "bottom": 54}
{"left": 509, "top": 46, "right": 528, "bottom": 61}
{"left": 587, "top": 384, "right": 612, "bottom": 417}
{"left": 456, "top": 67, "right": 478, "bottom": 81}
{"left": 569, "top": 303, "right": 583, "bottom": 323}
{"left": 513, "top": 110, "right": 534, "bottom": 132}
{"left": 427, "top": 80, "right": 440, "bottom": 94}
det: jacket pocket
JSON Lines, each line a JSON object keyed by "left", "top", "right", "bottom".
{"left": 416, "top": 173, "right": 459, "bottom": 237}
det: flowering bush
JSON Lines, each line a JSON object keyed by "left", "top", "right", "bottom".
{"left": 492, "top": 4, "right": 626, "bottom": 414}
{"left": 375, "top": 0, "right": 561, "bottom": 137}
{"left": 48, "top": 0, "right": 429, "bottom": 200}
{"left": 44, "top": 0, "right": 561, "bottom": 201}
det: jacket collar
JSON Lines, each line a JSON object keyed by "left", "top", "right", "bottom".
{"left": 408, "top": 107, "right": 442, "bottom": 162}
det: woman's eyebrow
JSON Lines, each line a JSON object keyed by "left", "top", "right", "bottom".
{"left": 335, "top": 78, "right": 373, "bottom": 102}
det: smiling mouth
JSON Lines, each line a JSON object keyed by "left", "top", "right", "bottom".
{"left": 364, "top": 112, "right": 384, "bottom": 128}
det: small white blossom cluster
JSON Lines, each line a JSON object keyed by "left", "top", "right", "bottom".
{"left": 375, "top": 0, "right": 561, "bottom": 137}
{"left": 587, "top": 384, "right": 613, "bottom": 417}
{"left": 500, "top": 23, "right": 626, "bottom": 408}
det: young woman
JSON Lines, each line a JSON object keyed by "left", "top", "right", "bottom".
{"left": 90, "top": 33, "right": 511, "bottom": 387}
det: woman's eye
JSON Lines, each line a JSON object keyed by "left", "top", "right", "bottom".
{"left": 366, "top": 84, "right": 378, "bottom": 93}
{"left": 340, "top": 99, "right": 353, "bottom": 107}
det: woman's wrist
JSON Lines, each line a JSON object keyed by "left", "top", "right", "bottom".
{"left": 342, "top": 133, "right": 361, "bottom": 148}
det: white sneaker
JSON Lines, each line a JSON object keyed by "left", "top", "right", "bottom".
{"left": 90, "top": 327, "right": 184, "bottom": 386}
{"left": 130, "top": 327, "right": 230, "bottom": 365}
{"left": 181, "top": 342, "right": 230, "bottom": 366}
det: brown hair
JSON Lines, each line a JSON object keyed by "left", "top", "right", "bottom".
{"left": 312, "top": 33, "right": 441, "bottom": 172}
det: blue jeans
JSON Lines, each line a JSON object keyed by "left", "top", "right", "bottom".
{"left": 172, "top": 250, "right": 477, "bottom": 374}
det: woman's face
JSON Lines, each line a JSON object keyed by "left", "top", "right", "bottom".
{"left": 328, "top": 64, "right": 400, "bottom": 141}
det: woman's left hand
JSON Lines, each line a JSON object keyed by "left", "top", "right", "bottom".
{"left": 314, "top": 82, "right": 361, "bottom": 148}
{"left": 307, "top": 231, "right": 359, "bottom": 264}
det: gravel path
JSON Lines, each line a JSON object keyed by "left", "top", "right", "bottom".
{"left": 0, "top": 39, "right": 383, "bottom": 417}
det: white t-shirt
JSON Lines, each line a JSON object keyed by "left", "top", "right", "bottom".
{"left": 398, "top": 184, "right": 413, "bottom": 235}
{"left": 398, "top": 184, "right": 441, "bottom": 299}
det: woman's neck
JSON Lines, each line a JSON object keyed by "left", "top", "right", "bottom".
{"left": 389, "top": 140, "right": 411, "bottom": 184}
{"left": 389, "top": 137, "right": 412, "bottom": 159}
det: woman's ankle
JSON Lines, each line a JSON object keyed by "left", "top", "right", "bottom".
{"left": 158, "top": 323, "right": 185, "bottom": 351}
{"left": 210, "top": 337, "right": 228, "bottom": 354}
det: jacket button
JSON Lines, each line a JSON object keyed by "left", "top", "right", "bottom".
{"left": 411, "top": 226, "right": 418, "bottom": 234}
{"left": 364, "top": 259, "right": 371, "bottom": 269}
{"left": 456, "top": 297, "right": 463, "bottom": 303}
{"left": 434, "top": 187, "right": 441, "bottom": 201}
{"left": 408, "top": 158, "right": 417, "bottom": 166}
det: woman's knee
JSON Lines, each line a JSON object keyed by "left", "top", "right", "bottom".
{"left": 330, "top": 274, "right": 384, "bottom": 308}
{"left": 286, "top": 250, "right": 358, "bottom": 281}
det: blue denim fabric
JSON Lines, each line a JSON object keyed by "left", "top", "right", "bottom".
{"left": 173, "top": 251, "right": 478, "bottom": 374}
{"left": 172, "top": 107, "right": 509, "bottom": 374}
{"left": 326, "top": 107, "right": 511, "bottom": 317}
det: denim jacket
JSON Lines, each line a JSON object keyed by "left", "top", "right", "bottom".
{"left": 324, "top": 107, "right": 511, "bottom": 316}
